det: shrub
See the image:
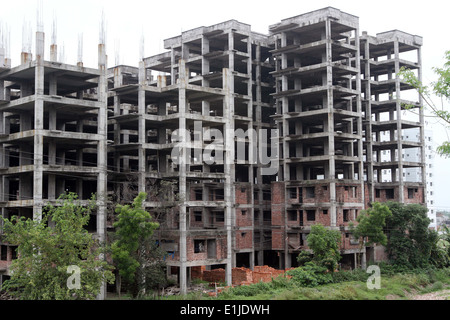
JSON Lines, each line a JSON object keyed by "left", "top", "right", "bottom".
{"left": 334, "top": 285, "right": 358, "bottom": 300}
{"left": 286, "top": 262, "right": 333, "bottom": 288}
{"left": 430, "top": 281, "right": 444, "bottom": 291}
{"left": 332, "top": 268, "right": 368, "bottom": 283}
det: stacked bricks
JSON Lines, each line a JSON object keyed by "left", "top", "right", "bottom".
{"left": 252, "top": 265, "right": 286, "bottom": 283}
{"left": 202, "top": 268, "right": 226, "bottom": 283}
{"left": 232, "top": 267, "right": 253, "bottom": 286}
{"left": 191, "top": 266, "right": 206, "bottom": 280}
{"left": 196, "top": 266, "right": 291, "bottom": 286}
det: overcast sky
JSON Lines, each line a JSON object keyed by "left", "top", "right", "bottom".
{"left": 1, "top": 0, "right": 450, "bottom": 209}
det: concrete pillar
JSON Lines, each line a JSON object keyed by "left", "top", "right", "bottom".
{"left": 257, "top": 250, "right": 264, "bottom": 267}
{"left": 201, "top": 35, "right": 210, "bottom": 115}
{"left": 170, "top": 46, "right": 176, "bottom": 84}
{"left": 178, "top": 59, "right": 188, "bottom": 295}
{"left": 325, "top": 19, "right": 336, "bottom": 227}
{"left": 223, "top": 67, "right": 234, "bottom": 287}
{"left": 97, "top": 41, "right": 108, "bottom": 300}
{"left": 364, "top": 38, "right": 375, "bottom": 203}
{"left": 225, "top": 36, "right": 236, "bottom": 278}
{"left": 354, "top": 28, "right": 365, "bottom": 207}
{"left": 113, "top": 67, "right": 122, "bottom": 184}
{"left": 50, "top": 44, "right": 57, "bottom": 62}
{"left": 394, "top": 40, "right": 404, "bottom": 203}
{"left": 48, "top": 73, "right": 57, "bottom": 200}
{"left": 362, "top": 249, "right": 367, "bottom": 270}
{"left": 138, "top": 60, "right": 146, "bottom": 193}
{"left": 33, "top": 30, "right": 45, "bottom": 220}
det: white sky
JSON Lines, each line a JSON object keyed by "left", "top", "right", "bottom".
{"left": 1, "top": 0, "right": 450, "bottom": 209}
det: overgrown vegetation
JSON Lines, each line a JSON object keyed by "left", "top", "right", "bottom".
{"left": 296, "top": 224, "right": 341, "bottom": 273}
{"left": 0, "top": 193, "right": 114, "bottom": 300}
{"left": 111, "top": 192, "right": 164, "bottom": 298}
{"left": 2, "top": 195, "right": 449, "bottom": 300}
{"left": 384, "top": 202, "right": 448, "bottom": 269}
{"left": 214, "top": 266, "right": 450, "bottom": 300}
{"left": 215, "top": 201, "right": 450, "bottom": 301}
{"left": 350, "top": 202, "right": 392, "bottom": 267}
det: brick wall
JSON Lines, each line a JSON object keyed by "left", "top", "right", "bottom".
{"left": 235, "top": 230, "right": 253, "bottom": 250}
{"left": 271, "top": 182, "right": 285, "bottom": 205}
{"left": 341, "top": 233, "right": 361, "bottom": 250}
{"left": 272, "top": 229, "right": 283, "bottom": 250}
{"left": 403, "top": 186, "right": 424, "bottom": 204}
{"left": 336, "top": 184, "right": 363, "bottom": 204}
{"left": 366, "top": 184, "right": 424, "bottom": 206}
{"left": 235, "top": 208, "right": 253, "bottom": 228}
{"left": 235, "top": 184, "right": 251, "bottom": 205}
{"left": 185, "top": 236, "right": 227, "bottom": 261}
{"left": 301, "top": 209, "right": 331, "bottom": 227}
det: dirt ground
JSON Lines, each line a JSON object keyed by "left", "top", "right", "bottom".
{"left": 409, "top": 290, "right": 450, "bottom": 300}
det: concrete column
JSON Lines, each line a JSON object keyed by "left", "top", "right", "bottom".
{"left": 178, "top": 59, "right": 188, "bottom": 295}
{"left": 325, "top": 19, "right": 336, "bottom": 227}
{"left": 113, "top": 67, "right": 122, "bottom": 182}
{"left": 362, "top": 249, "right": 367, "bottom": 270}
{"left": 201, "top": 36, "right": 210, "bottom": 115}
{"left": 48, "top": 73, "right": 56, "bottom": 200}
{"left": 228, "top": 32, "right": 234, "bottom": 72}
{"left": 364, "top": 37, "right": 375, "bottom": 203}
{"left": 394, "top": 40, "right": 404, "bottom": 203}
{"left": 138, "top": 60, "right": 146, "bottom": 193}
{"left": 48, "top": 72, "right": 57, "bottom": 199}
{"left": 97, "top": 41, "right": 108, "bottom": 300}
{"left": 223, "top": 67, "right": 234, "bottom": 287}
{"left": 33, "top": 30, "right": 45, "bottom": 220}
{"left": 354, "top": 28, "right": 365, "bottom": 207}
{"left": 50, "top": 44, "right": 57, "bottom": 62}
{"left": 170, "top": 46, "right": 176, "bottom": 84}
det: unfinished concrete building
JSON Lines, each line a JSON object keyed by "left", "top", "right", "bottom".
{"left": 269, "top": 8, "right": 365, "bottom": 269}
{"left": 268, "top": 8, "right": 424, "bottom": 270}
{"left": 0, "top": 7, "right": 426, "bottom": 297}
{"left": 109, "top": 20, "right": 276, "bottom": 293}
{"left": 359, "top": 30, "right": 425, "bottom": 206}
{"left": 0, "top": 21, "right": 109, "bottom": 297}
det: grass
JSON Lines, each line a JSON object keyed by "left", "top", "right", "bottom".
{"left": 211, "top": 267, "right": 450, "bottom": 300}
{"left": 107, "top": 267, "right": 450, "bottom": 300}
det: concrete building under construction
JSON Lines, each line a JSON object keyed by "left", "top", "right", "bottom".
{"left": 0, "top": 7, "right": 425, "bottom": 297}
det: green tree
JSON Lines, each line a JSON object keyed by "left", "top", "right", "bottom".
{"left": 1, "top": 193, "right": 114, "bottom": 300}
{"left": 111, "top": 192, "right": 161, "bottom": 298}
{"left": 430, "top": 225, "right": 450, "bottom": 268}
{"left": 385, "top": 202, "right": 437, "bottom": 268}
{"left": 350, "top": 202, "right": 392, "bottom": 268}
{"left": 398, "top": 50, "right": 450, "bottom": 157}
{"left": 298, "top": 224, "right": 341, "bottom": 272}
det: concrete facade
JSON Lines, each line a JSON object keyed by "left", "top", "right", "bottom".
{"left": 0, "top": 7, "right": 426, "bottom": 297}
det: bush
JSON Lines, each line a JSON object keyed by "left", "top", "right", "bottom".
{"left": 332, "top": 268, "right": 368, "bottom": 283}
{"left": 430, "top": 281, "right": 444, "bottom": 291}
{"left": 270, "top": 275, "right": 294, "bottom": 290}
{"left": 224, "top": 281, "right": 271, "bottom": 297}
{"left": 286, "top": 262, "right": 333, "bottom": 288}
{"left": 334, "top": 285, "right": 358, "bottom": 300}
